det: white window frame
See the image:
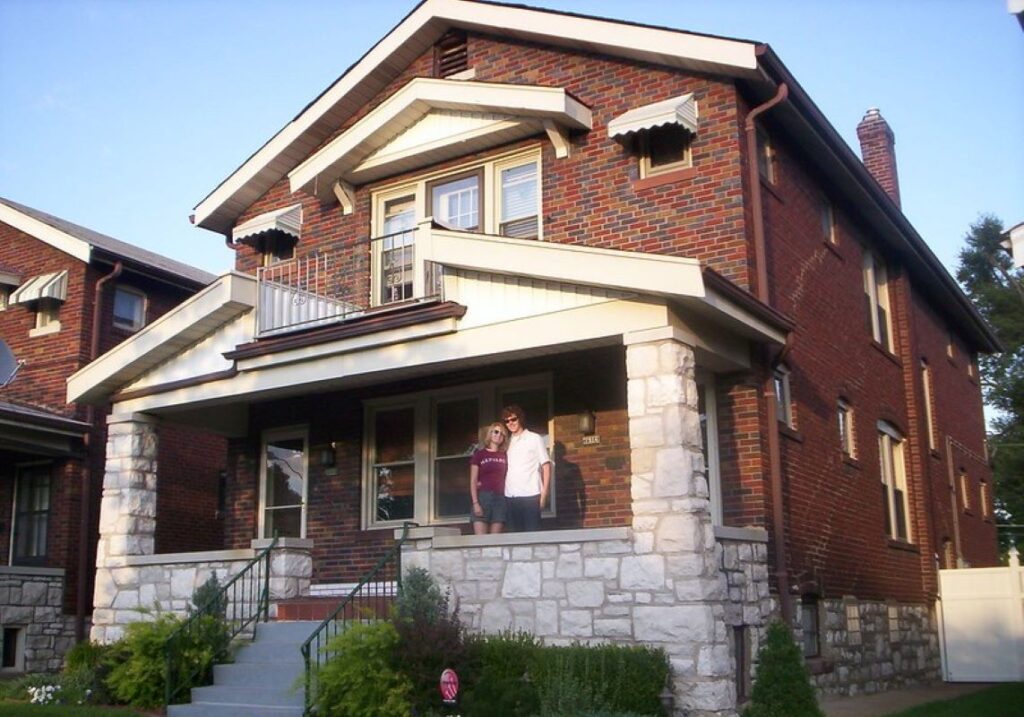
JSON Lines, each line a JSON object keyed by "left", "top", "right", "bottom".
{"left": 837, "top": 398, "right": 855, "bottom": 457}
{"left": 29, "top": 298, "right": 61, "bottom": 337}
{"left": 362, "top": 373, "right": 553, "bottom": 529}
{"left": 0, "top": 287, "right": 8, "bottom": 311}
{"left": 959, "top": 471, "right": 971, "bottom": 512}
{"left": 773, "top": 365, "right": 793, "bottom": 428}
{"left": 920, "top": 360, "right": 936, "bottom": 451}
{"left": 258, "top": 426, "right": 309, "bottom": 539}
{"left": 112, "top": 285, "right": 147, "bottom": 331}
{"left": 820, "top": 198, "right": 836, "bottom": 244}
{"left": 697, "top": 377, "right": 722, "bottom": 526}
{"left": 638, "top": 125, "right": 693, "bottom": 178}
{"left": 878, "top": 422, "right": 911, "bottom": 542}
{"left": 863, "top": 250, "right": 893, "bottom": 351}
{"left": 370, "top": 147, "right": 543, "bottom": 306}
{"left": 980, "top": 480, "right": 990, "bottom": 519}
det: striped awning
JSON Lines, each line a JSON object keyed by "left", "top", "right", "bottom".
{"left": 10, "top": 270, "right": 68, "bottom": 305}
{"left": 232, "top": 204, "right": 302, "bottom": 244}
{"left": 607, "top": 93, "right": 698, "bottom": 140}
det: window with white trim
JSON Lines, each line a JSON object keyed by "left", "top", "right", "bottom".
{"left": 845, "top": 601, "right": 862, "bottom": 645}
{"left": 639, "top": 124, "right": 692, "bottom": 178}
{"left": 837, "top": 398, "right": 855, "bottom": 457}
{"left": 698, "top": 380, "right": 722, "bottom": 526}
{"left": 959, "top": 470, "right": 971, "bottom": 512}
{"left": 364, "top": 375, "right": 551, "bottom": 528}
{"left": 0, "top": 287, "right": 8, "bottom": 311}
{"left": 259, "top": 428, "right": 308, "bottom": 539}
{"left": 11, "top": 463, "right": 50, "bottom": 565}
{"left": 113, "top": 286, "right": 147, "bottom": 331}
{"left": 863, "top": 250, "right": 893, "bottom": 350}
{"left": 980, "top": 480, "right": 990, "bottom": 519}
{"left": 820, "top": 198, "right": 837, "bottom": 244}
{"left": 878, "top": 422, "right": 911, "bottom": 542}
{"left": 920, "top": 360, "right": 936, "bottom": 451}
{"left": 33, "top": 298, "right": 61, "bottom": 334}
{"left": 773, "top": 365, "right": 793, "bottom": 427}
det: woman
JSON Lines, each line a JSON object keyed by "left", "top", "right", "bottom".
{"left": 469, "top": 421, "right": 509, "bottom": 534}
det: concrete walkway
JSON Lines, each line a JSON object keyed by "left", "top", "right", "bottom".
{"left": 820, "top": 682, "right": 991, "bottom": 717}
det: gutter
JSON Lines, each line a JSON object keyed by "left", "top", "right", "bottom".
{"left": 744, "top": 62, "right": 794, "bottom": 630}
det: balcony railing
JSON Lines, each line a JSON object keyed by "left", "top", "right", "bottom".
{"left": 255, "top": 230, "right": 443, "bottom": 337}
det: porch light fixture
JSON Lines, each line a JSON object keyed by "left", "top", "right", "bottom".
{"left": 319, "top": 443, "right": 337, "bottom": 468}
{"left": 577, "top": 409, "right": 596, "bottom": 436}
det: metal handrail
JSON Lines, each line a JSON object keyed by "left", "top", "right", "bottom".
{"left": 301, "top": 523, "right": 414, "bottom": 715}
{"left": 163, "top": 536, "right": 278, "bottom": 706}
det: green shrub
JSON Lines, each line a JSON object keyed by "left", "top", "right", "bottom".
{"left": 743, "top": 621, "right": 823, "bottom": 717}
{"left": 191, "top": 574, "right": 227, "bottom": 618}
{"left": 104, "top": 614, "right": 180, "bottom": 708}
{"left": 314, "top": 621, "right": 412, "bottom": 717}
{"left": 392, "top": 568, "right": 468, "bottom": 714}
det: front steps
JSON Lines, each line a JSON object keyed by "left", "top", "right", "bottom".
{"left": 167, "top": 620, "right": 317, "bottom": 717}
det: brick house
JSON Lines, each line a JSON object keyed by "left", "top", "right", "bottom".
{"left": 0, "top": 197, "right": 226, "bottom": 672}
{"left": 67, "top": 0, "right": 999, "bottom": 712}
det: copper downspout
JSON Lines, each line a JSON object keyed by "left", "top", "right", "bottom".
{"left": 744, "top": 76, "right": 793, "bottom": 628}
{"left": 76, "top": 261, "right": 123, "bottom": 642}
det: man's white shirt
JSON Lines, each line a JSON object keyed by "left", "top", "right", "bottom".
{"left": 504, "top": 428, "right": 551, "bottom": 497}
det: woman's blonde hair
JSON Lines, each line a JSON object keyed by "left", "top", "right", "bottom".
{"left": 480, "top": 421, "right": 509, "bottom": 451}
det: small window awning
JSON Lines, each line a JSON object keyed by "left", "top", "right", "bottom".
{"left": 232, "top": 204, "right": 303, "bottom": 244}
{"left": 10, "top": 270, "right": 68, "bottom": 305}
{"left": 607, "top": 93, "right": 698, "bottom": 140}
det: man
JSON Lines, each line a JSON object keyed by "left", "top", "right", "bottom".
{"left": 502, "top": 404, "right": 552, "bottom": 532}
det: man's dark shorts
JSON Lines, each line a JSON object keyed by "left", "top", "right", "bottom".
{"left": 471, "top": 490, "right": 508, "bottom": 524}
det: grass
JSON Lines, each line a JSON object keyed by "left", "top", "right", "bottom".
{"left": 884, "top": 683, "right": 1024, "bottom": 717}
{"left": 0, "top": 706, "right": 156, "bottom": 717}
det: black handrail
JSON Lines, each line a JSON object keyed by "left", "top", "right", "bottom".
{"left": 301, "top": 523, "right": 414, "bottom": 715}
{"left": 163, "top": 536, "right": 278, "bottom": 705}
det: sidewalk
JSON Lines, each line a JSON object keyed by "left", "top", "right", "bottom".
{"left": 820, "top": 682, "right": 990, "bottom": 717}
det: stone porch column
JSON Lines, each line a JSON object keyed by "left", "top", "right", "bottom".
{"left": 625, "top": 328, "right": 733, "bottom": 717}
{"left": 91, "top": 413, "right": 159, "bottom": 643}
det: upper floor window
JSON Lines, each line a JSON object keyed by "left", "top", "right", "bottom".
{"left": 11, "top": 464, "right": 50, "bottom": 565}
{"left": 862, "top": 250, "right": 893, "bottom": 351}
{"left": 959, "top": 470, "right": 971, "bottom": 512}
{"left": 640, "top": 124, "right": 692, "bottom": 178}
{"left": 0, "top": 287, "right": 8, "bottom": 311}
{"left": 920, "top": 360, "right": 936, "bottom": 451}
{"left": 259, "top": 235, "right": 297, "bottom": 266}
{"left": 820, "top": 198, "right": 836, "bottom": 244}
{"left": 113, "top": 286, "right": 147, "bottom": 331}
{"left": 878, "top": 422, "right": 911, "bottom": 542}
{"left": 33, "top": 299, "right": 61, "bottom": 335}
{"left": 980, "top": 480, "right": 990, "bottom": 519}
{"left": 837, "top": 398, "right": 855, "bottom": 457}
{"left": 756, "top": 127, "right": 774, "bottom": 184}
{"left": 428, "top": 169, "right": 482, "bottom": 232}
{"left": 773, "top": 365, "right": 793, "bottom": 427}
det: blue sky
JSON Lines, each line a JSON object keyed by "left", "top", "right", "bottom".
{"left": 1, "top": 0, "right": 1021, "bottom": 277}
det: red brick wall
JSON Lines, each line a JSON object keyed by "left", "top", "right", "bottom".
{"left": 154, "top": 425, "right": 226, "bottom": 553}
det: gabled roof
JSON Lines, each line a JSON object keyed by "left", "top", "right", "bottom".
{"left": 0, "top": 197, "right": 214, "bottom": 289}
{"left": 192, "top": 0, "right": 759, "bottom": 234}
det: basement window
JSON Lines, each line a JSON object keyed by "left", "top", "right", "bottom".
{"left": 1, "top": 627, "right": 24, "bottom": 672}
{"left": 800, "top": 597, "right": 821, "bottom": 658}
{"left": 434, "top": 31, "right": 468, "bottom": 78}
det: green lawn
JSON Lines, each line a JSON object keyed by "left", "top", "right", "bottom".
{"left": 885, "top": 683, "right": 1024, "bottom": 717}
{"left": 0, "top": 705, "right": 153, "bottom": 717}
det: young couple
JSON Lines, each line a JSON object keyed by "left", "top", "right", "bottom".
{"left": 468, "top": 404, "right": 552, "bottom": 535}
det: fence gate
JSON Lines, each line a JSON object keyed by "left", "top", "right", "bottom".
{"left": 937, "top": 548, "right": 1024, "bottom": 682}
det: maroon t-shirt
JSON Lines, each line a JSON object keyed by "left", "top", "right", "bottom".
{"left": 471, "top": 448, "right": 507, "bottom": 494}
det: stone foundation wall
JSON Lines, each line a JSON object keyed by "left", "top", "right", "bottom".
{"left": 717, "top": 531, "right": 772, "bottom": 701}
{"left": 0, "top": 567, "right": 76, "bottom": 672}
{"left": 810, "top": 599, "right": 940, "bottom": 696}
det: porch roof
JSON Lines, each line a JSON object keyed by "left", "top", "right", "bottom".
{"left": 0, "top": 401, "right": 89, "bottom": 457}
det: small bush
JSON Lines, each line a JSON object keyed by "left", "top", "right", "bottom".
{"left": 744, "top": 621, "right": 823, "bottom": 717}
{"left": 314, "top": 621, "right": 413, "bottom": 717}
{"left": 104, "top": 614, "right": 180, "bottom": 708}
{"left": 191, "top": 574, "right": 227, "bottom": 618}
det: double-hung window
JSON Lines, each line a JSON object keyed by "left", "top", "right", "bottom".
{"left": 11, "top": 464, "right": 51, "bottom": 565}
{"left": 878, "top": 422, "right": 910, "bottom": 542}
{"left": 364, "top": 375, "right": 551, "bottom": 528}
{"left": 863, "top": 250, "right": 893, "bottom": 351}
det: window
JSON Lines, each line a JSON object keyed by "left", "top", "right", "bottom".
{"left": 946, "top": 332, "right": 955, "bottom": 361}
{"left": 862, "top": 250, "right": 893, "bottom": 350}
{"left": 920, "top": 360, "right": 936, "bottom": 451}
{"left": 698, "top": 381, "right": 722, "bottom": 526}
{"left": 878, "top": 423, "right": 911, "bottom": 541}
{"left": 968, "top": 354, "right": 977, "bottom": 379}
{"left": 800, "top": 597, "right": 820, "bottom": 658}
{"left": 1, "top": 627, "right": 24, "bottom": 672}
{"left": 0, "top": 287, "right": 8, "bottom": 310}
{"left": 980, "top": 480, "right": 990, "bottom": 519}
{"left": 888, "top": 604, "right": 900, "bottom": 642}
{"left": 838, "top": 399, "right": 855, "bottom": 457}
{"left": 820, "top": 198, "right": 836, "bottom": 244}
{"left": 639, "top": 124, "right": 692, "bottom": 178}
{"left": 942, "top": 538, "right": 955, "bottom": 569}
{"left": 756, "top": 127, "right": 774, "bottom": 183}
{"left": 959, "top": 470, "right": 971, "bottom": 512}
{"left": 372, "top": 149, "right": 542, "bottom": 305}
{"left": 773, "top": 365, "right": 793, "bottom": 427}
{"left": 32, "top": 298, "right": 61, "bottom": 335}
{"left": 113, "top": 286, "right": 146, "bottom": 331}
{"left": 11, "top": 464, "right": 50, "bottom": 565}
{"left": 845, "top": 601, "right": 862, "bottom": 645}
{"left": 258, "top": 235, "right": 296, "bottom": 267}
{"left": 733, "top": 626, "right": 750, "bottom": 703}
{"left": 259, "top": 428, "right": 308, "bottom": 538}
{"left": 364, "top": 375, "right": 551, "bottom": 528}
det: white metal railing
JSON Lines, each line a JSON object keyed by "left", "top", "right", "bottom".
{"left": 255, "top": 231, "right": 443, "bottom": 337}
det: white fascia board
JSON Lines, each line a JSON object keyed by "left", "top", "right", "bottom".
{"left": 288, "top": 78, "right": 592, "bottom": 197}
{"left": 113, "top": 298, "right": 670, "bottom": 416}
{"left": 422, "top": 229, "right": 704, "bottom": 300}
{"left": 699, "top": 286, "right": 787, "bottom": 345}
{"left": 194, "top": 0, "right": 755, "bottom": 232}
{"left": 67, "top": 272, "right": 257, "bottom": 404}
{"left": 0, "top": 203, "right": 91, "bottom": 263}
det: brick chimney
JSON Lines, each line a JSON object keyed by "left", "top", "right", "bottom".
{"left": 856, "top": 108, "right": 901, "bottom": 208}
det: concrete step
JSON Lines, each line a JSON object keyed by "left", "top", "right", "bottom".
{"left": 168, "top": 703, "right": 302, "bottom": 717}
{"left": 191, "top": 684, "right": 304, "bottom": 707}
{"left": 212, "top": 659, "right": 304, "bottom": 687}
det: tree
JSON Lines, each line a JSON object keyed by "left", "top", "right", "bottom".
{"left": 743, "top": 621, "right": 823, "bottom": 717}
{"left": 956, "top": 215, "right": 1024, "bottom": 553}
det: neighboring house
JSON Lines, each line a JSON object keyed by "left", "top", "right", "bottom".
{"left": 0, "top": 198, "right": 225, "bottom": 672}
{"left": 68, "top": 0, "right": 1000, "bottom": 711}
{"left": 1005, "top": 221, "right": 1024, "bottom": 269}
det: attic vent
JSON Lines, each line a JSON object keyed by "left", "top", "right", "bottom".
{"left": 434, "top": 31, "right": 468, "bottom": 78}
